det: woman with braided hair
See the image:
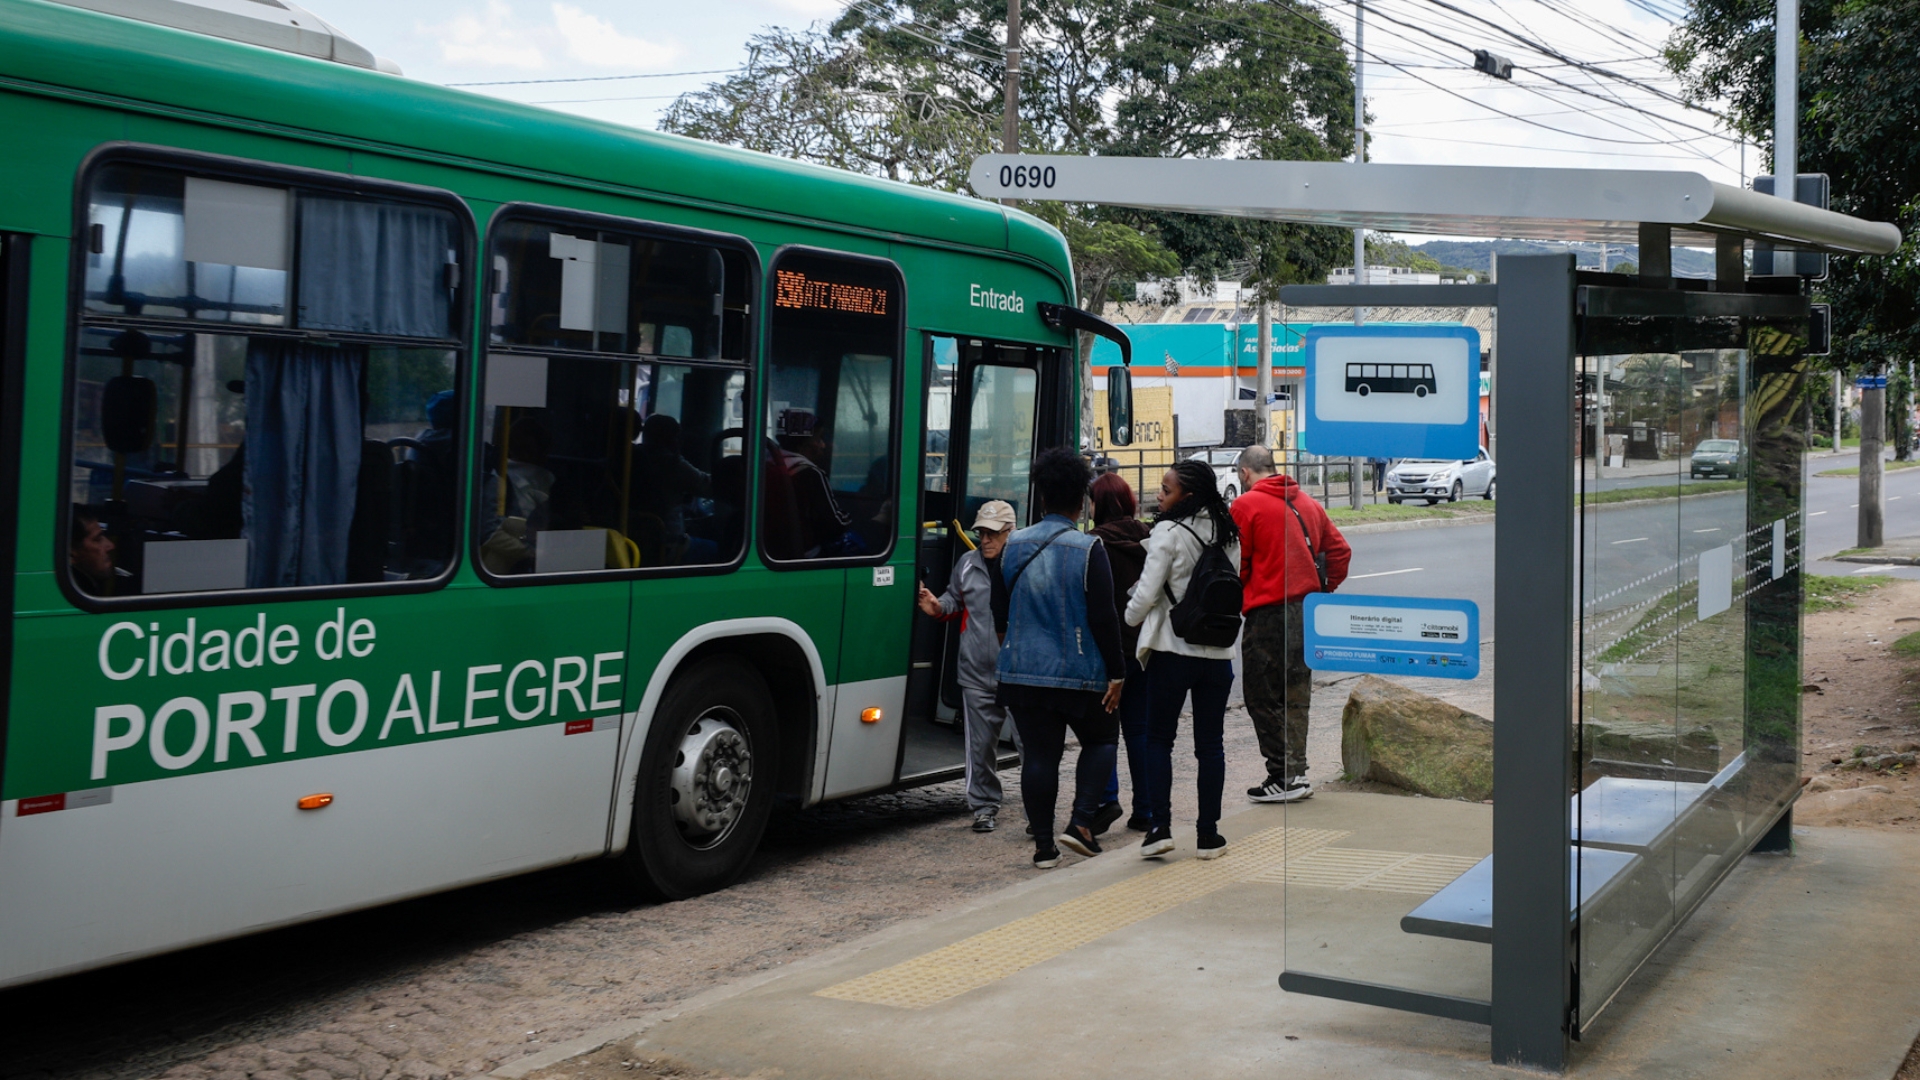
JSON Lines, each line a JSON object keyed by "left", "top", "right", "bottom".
{"left": 1124, "top": 458, "right": 1241, "bottom": 860}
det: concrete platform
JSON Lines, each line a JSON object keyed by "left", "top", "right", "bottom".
{"left": 563, "top": 795, "right": 1920, "bottom": 1079}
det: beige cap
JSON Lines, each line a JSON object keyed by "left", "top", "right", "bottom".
{"left": 972, "top": 500, "right": 1016, "bottom": 533}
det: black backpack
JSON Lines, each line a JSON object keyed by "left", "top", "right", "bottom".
{"left": 1162, "top": 520, "right": 1243, "bottom": 648}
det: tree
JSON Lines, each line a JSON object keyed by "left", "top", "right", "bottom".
{"left": 1667, "top": 0, "right": 1920, "bottom": 458}
{"left": 662, "top": 1, "right": 1362, "bottom": 445}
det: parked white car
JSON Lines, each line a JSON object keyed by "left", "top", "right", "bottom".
{"left": 1386, "top": 448, "right": 1496, "bottom": 504}
{"left": 1187, "top": 448, "right": 1245, "bottom": 501}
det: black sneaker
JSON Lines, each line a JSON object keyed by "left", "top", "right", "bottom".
{"left": 1125, "top": 813, "right": 1150, "bottom": 832}
{"left": 1057, "top": 824, "right": 1103, "bottom": 858}
{"left": 1248, "top": 776, "right": 1314, "bottom": 803}
{"left": 1033, "top": 846, "right": 1061, "bottom": 869}
{"left": 1195, "top": 833, "right": 1228, "bottom": 860}
{"left": 1089, "top": 800, "right": 1124, "bottom": 836}
{"left": 972, "top": 808, "right": 998, "bottom": 833}
{"left": 1140, "top": 826, "right": 1175, "bottom": 858}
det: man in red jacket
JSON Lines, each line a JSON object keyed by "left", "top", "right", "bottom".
{"left": 1230, "top": 445, "right": 1352, "bottom": 802}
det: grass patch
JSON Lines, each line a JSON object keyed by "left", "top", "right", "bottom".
{"left": 1815, "top": 459, "right": 1920, "bottom": 477}
{"left": 1327, "top": 501, "right": 1494, "bottom": 526}
{"left": 1580, "top": 480, "right": 1745, "bottom": 505}
{"left": 1805, "top": 573, "right": 1899, "bottom": 613}
{"left": 1895, "top": 630, "right": 1920, "bottom": 658}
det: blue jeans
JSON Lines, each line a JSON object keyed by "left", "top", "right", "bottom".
{"left": 1105, "top": 654, "right": 1151, "bottom": 817}
{"left": 1143, "top": 651, "right": 1234, "bottom": 837}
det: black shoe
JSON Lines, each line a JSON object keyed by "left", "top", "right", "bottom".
{"left": 1089, "top": 801, "right": 1124, "bottom": 836}
{"left": 1033, "top": 846, "right": 1061, "bottom": 869}
{"left": 972, "top": 808, "right": 998, "bottom": 833}
{"left": 1140, "top": 826, "right": 1175, "bottom": 858}
{"left": 1248, "top": 776, "right": 1314, "bottom": 803}
{"left": 1195, "top": 833, "right": 1228, "bottom": 860}
{"left": 1057, "top": 824, "right": 1103, "bottom": 858}
{"left": 1125, "top": 814, "right": 1150, "bottom": 832}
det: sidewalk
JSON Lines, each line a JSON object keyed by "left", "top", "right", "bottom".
{"left": 521, "top": 801, "right": 1920, "bottom": 1080}
{"left": 1833, "top": 536, "right": 1920, "bottom": 566}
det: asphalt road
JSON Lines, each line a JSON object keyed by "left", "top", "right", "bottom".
{"left": 1330, "top": 452, "right": 1920, "bottom": 650}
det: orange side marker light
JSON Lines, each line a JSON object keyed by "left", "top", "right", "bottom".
{"left": 297, "top": 793, "right": 335, "bottom": 810}
{"left": 860, "top": 707, "right": 883, "bottom": 724}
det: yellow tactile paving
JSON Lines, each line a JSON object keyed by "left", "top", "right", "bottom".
{"left": 813, "top": 826, "right": 1348, "bottom": 1009}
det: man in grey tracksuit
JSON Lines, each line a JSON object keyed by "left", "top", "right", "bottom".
{"left": 917, "top": 500, "right": 1020, "bottom": 832}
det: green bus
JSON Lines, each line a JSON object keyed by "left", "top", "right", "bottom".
{"left": 0, "top": 0, "right": 1128, "bottom": 987}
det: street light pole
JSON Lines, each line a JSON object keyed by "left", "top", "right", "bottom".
{"left": 1353, "top": 0, "right": 1365, "bottom": 327}
{"left": 1774, "top": 0, "right": 1797, "bottom": 274}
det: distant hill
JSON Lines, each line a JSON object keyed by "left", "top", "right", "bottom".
{"left": 1409, "top": 239, "right": 1718, "bottom": 278}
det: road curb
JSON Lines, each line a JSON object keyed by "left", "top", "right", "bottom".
{"left": 1832, "top": 553, "right": 1920, "bottom": 566}
{"left": 1338, "top": 513, "right": 1493, "bottom": 535}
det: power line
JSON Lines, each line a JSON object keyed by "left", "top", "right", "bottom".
{"left": 448, "top": 68, "right": 736, "bottom": 87}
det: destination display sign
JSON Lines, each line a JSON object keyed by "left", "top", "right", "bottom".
{"left": 773, "top": 268, "right": 891, "bottom": 316}
{"left": 1303, "top": 593, "right": 1480, "bottom": 680}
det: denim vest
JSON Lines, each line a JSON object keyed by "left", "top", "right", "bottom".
{"left": 996, "top": 516, "right": 1108, "bottom": 692}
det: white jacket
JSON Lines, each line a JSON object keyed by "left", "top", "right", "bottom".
{"left": 1124, "top": 514, "right": 1242, "bottom": 662}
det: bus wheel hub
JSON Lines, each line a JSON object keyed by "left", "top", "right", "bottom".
{"left": 671, "top": 711, "right": 752, "bottom": 844}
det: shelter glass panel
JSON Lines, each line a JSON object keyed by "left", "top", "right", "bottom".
{"left": 1279, "top": 308, "right": 1493, "bottom": 1009}
{"left": 1574, "top": 311, "right": 1805, "bottom": 1029}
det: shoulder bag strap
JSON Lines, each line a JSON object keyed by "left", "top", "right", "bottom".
{"left": 1161, "top": 518, "right": 1210, "bottom": 606}
{"left": 1284, "top": 492, "right": 1330, "bottom": 593}
{"left": 1004, "top": 525, "right": 1068, "bottom": 596}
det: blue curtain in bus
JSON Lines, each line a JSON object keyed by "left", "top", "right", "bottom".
{"left": 242, "top": 341, "right": 365, "bottom": 588}
{"left": 295, "top": 196, "right": 453, "bottom": 338}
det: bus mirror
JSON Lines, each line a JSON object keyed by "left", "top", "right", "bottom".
{"left": 101, "top": 375, "right": 157, "bottom": 455}
{"left": 1108, "top": 365, "right": 1134, "bottom": 447}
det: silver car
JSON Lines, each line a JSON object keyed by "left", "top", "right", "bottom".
{"left": 1187, "top": 448, "right": 1246, "bottom": 501}
{"left": 1386, "top": 448, "right": 1496, "bottom": 504}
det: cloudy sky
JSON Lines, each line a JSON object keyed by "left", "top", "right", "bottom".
{"left": 309, "top": 0, "right": 1753, "bottom": 201}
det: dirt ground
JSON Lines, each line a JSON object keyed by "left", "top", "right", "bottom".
{"left": 1795, "top": 579, "right": 1920, "bottom": 831}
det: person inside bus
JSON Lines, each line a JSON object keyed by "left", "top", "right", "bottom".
{"left": 633, "top": 412, "right": 715, "bottom": 564}
{"left": 70, "top": 504, "right": 126, "bottom": 596}
{"left": 917, "top": 499, "right": 1019, "bottom": 833}
{"left": 996, "top": 448, "right": 1125, "bottom": 869}
{"left": 764, "top": 409, "right": 853, "bottom": 559}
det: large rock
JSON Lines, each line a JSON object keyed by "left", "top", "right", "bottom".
{"left": 1341, "top": 675, "right": 1493, "bottom": 801}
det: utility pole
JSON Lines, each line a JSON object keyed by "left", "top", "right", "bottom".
{"left": 1833, "top": 370, "right": 1843, "bottom": 451}
{"left": 1861, "top": 373, "right": 1885, "bottom": 547}
{"left": 1257, "top": 300, "right": 1274, "bottom": 448}
{"left": 1001, "top": 0, "right": 1021, "bottom": 206}
{"left": 1353, "top": 0, "right": 1365, "bottom": 327}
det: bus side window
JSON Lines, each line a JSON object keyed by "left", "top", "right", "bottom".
{"left": 760, "top": 251, "right": 903, "bottom": 564}
{"left": 478, "top": 213, "right": 752, "bottom": 576}
{"left": 69, "top": 160, "right": 466, "bottom": 599}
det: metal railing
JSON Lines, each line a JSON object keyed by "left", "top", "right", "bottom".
{"left": 1094, "top": 446, "right": 1376, "bottom": 510}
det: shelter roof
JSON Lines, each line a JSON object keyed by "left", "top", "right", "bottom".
{"left": 969, "top": 156, "right": 1901, "bottom": 255}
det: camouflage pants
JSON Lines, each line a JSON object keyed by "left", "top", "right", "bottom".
{"left": 1242, "top": 602, "right": 1312, "bottom": 781}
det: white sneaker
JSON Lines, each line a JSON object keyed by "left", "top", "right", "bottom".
{"left": 1248, "top": 777, "right": 1314, "bottom": 803}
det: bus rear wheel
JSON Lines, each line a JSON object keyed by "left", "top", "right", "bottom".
{"left": 621, "top": 656, "right": 779, "bottom": 901}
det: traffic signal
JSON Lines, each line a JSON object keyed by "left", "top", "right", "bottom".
{"left": 1808, "top": 304, "right": 1831, "bottom": 356}
{"left": 1752, "top": 174, "right": 1830, "bottom": 280}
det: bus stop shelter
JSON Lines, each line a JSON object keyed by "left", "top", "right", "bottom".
{"left": 972, "top": 156, "right": 1900, "bottom": 1071}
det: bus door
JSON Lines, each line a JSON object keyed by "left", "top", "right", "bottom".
{"left": 900, "top": 335, "right": 1054, "bottom": 781}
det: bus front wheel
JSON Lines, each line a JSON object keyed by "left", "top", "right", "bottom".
{"left": 621, "top": 656, "right": 779, "bottom": 901}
